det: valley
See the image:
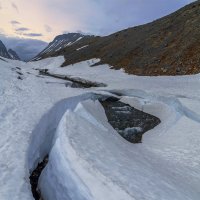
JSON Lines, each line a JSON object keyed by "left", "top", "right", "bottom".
{"left": 0, "top": 1, "right": 200, "bottom": 200}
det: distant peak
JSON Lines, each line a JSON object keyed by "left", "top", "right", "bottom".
{"left": 8, "top": 49, "right": 21, "bottom": 60}
{"left": 53, "top": 32, "right": 84, "bottom": 41}
{"left": 0, "top": 40, "right": 12, "bottom": 59}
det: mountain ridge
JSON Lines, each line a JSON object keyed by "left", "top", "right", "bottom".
{"left": 0, "top": 40, "right": 12, "bottom": 59}
{"left": 32, "top": 0, "right": 200, "bottom": 76}
{"left": 31, "top": 33, "right": 94, "bottom": 61}
{"left": 0, "top": 40, "right": 21, "bottom": 60}
{"left": 8, "top": 49, "right": 21, "bottom": 60}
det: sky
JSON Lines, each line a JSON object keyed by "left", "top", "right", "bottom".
{"left": 0, "top": 0, "right": 195, "bottom": 60}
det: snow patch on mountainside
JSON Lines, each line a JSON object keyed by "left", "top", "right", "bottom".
{"left": 31, "top": 33, "right": 88, "bottom": 61}
{"left": 76, "top": 45, "right": 89, "bottom": 51}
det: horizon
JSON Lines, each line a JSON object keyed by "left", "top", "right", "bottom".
{"left": 0, "top": 0, "right": 195, "bottom": 42}
{"left": 0, "top": 0, "right": 196, "bottom": 60}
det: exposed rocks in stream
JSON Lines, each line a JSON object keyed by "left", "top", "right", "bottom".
{"left": 38, "top": 69, "right": 107, "bottom": 88}
{"left": 100, "top": 97, "right": 161, "bottom": 143}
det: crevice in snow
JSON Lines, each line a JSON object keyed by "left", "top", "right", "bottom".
{"left": 28, "top": 93, "right": 96, "bottom": 172}
{"left": 100, "top": 97, "right": 161, "bottom": 143}
{"left": 28, "top": 93, "right": 97, "bottom": 200}
{"left": 29, "top": 156, "right": 48, "bottom": 200}
{"left": 38, "top": 69, "right": 107, "bottom": 88}
{"left": 27, "top": 92, "right": 161, "bottom": 199}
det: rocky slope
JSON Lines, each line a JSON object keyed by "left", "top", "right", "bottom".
{"left": 33, "top": 0, "right": 200, "bottom": 76}
{"left": 0, "top": 40, "right": 21, "bottom": 60}
{"left": 8, "top": 49, "right": 21, "bottom": 60}
{"left": 0, "top": 40, "right": 11, "bottom": 59}
{"left": 31, "top": 33, "right": 94, "bottom": 61}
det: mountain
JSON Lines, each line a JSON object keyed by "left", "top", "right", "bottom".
{"left": 0, "top": 35, "right": 48, "bottom": 61}
{"left": 8, "top": 49, "right": 21, "bottom": 60}
{"left": 31, "top": 33, "right": 94, "bottom": 61}
{"left": 0, "top": 40, "right": 11, "bottom": 59}
{"left": 0, "top": 40, "right": 21, "bottom": 60}
{"left": 33, "top": 1, "right": 200, "bottom": 76}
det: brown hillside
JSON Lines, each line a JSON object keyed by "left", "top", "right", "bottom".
{"left": 36, "top": 0, "right": 200, "bottom": 76}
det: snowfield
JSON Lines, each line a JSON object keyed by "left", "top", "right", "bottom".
{"left": 0, "top": 56, "right": 200, "bottom": 200}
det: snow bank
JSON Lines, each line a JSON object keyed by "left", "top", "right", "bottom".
{"left": 1, "top": 56, "right": 200, "bottom": 200}
{"left": 28, "top": 93, "right": 95, "bottom": 171}
{"left": 38, "top": 98, "right": 200, "bottom": 200}
{"left": 38, "top": 100, "right": 133, "bottom": 200}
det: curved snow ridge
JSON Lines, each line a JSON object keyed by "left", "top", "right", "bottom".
{"left": 39, "top": 106, "right": 133, "bottom": 200}
{"left": 28, "top": 95, "right": 200, "bottom": 200}
{"left": 158, "top": 96, "right": 200, "bottom": 123}
{"left": 34, "top": 100, "right": 198, "bottom": 200}
{"left": 28, "top": 92, "right": 115, "bottom": 171}
{"left": 27, "top": 86, "right": 200, "bottom": 200}
{"left": 27, "top": 93, "right": 95, "bottom": 171}
{"left": 110, "top": 89, "right": 200, "bottom": 124}
{"left": 28, "top": 94, "right": 136, "bottom": 200}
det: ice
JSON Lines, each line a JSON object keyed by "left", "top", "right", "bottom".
{"left": 0, "top": 56, "right": 200, "bottom": 200}
{"left": 38, "top": 99, "right": 200, "bottom": 200}
{"left": 39, "top": 103, "right": 134, "bottom": 200}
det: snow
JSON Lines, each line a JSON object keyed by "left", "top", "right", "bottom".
{"left": 39, "top": 103, "right": 134, "bottom": 200}
{"left": 55, "top": 47, "right": 62, "bottom": 52}
{"left": 75, "top": 37, "right": 83, "bottom": 42}
{"left": 65, "top": 42, "right": 72, "bottom": 46}
{"left": 9, "top": 53, "right": 14, "bottom": 59}
{"left": 0, "top": 56, "right": 200, "bottom": 200}
{"left": 76, "top": 45, "right": 89, "bottom": 51}
{"left": 33, "top": 36, "right": 85, "bottom": 61}
{"left": 0, "top": 57, "right": 86, "bottom": 200}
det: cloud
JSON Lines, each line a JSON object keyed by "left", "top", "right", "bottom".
{"left": 0, "top": 2, "right": 2, "bottom": 10}
{"left": 0, "top": 0, "right": 196, "bottom": 42}
{"left": 44, "top": 25, "right": 52, "bottom": 33}
{"left": 42, "top": 0, "right": 195, "bottom": 36}
{"left": 15, "top": 27, "right": 30, "bottom": 32}
{"left": 10, "top": 20, "right": 21, "bottom": 25}
{"left": 11, "top": 2, "right": 19, "bottom": 13}
{"left": 15, "top": 27, "right": 32, "bottom": 36}
{"left": 23, "top": 33, "right": 43, "bottom": 37}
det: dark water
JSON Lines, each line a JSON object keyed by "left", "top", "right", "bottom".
{"left": 100, "top": 98, "right": 161, "bottom": 143}
{"left": 29, "top": 156, "right": 48, "bottom": 200}
{"left": 39, "top": 69, "right": 107, "bottom": 88}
